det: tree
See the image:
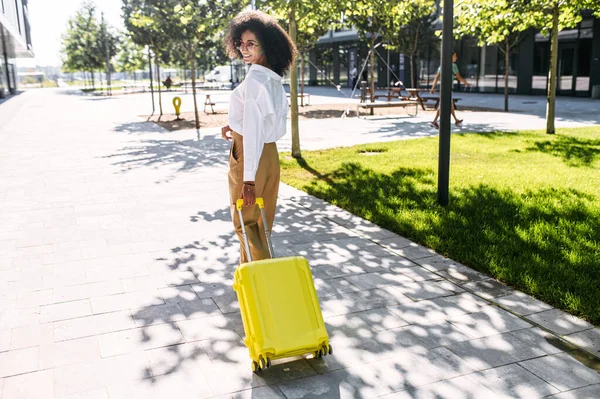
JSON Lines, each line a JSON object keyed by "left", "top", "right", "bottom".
{"left": 117, "top": 35, "right": 147, "bottom": 80}
{"left": 524, "top": 0, "right": 600, "bottom": 134}
{"left": 260, "top": 2, "right": 343, "bottom": 107}
{"left": 123, "top": 0, "right": 179, "bottom": 117}
{"left": 454, "top": 0, "right": 531, "bottom": 112}
{"left": 173, "top": 0, "right": 247, "bottom": 134}
{"left": 344, "top": 1, "right": 397, "bottom": 110}
{"left": 61, "top": 1, "right": 106, "bottom": 88}
{"left": 386, "top": 0, "right": 437, "bottom": 89}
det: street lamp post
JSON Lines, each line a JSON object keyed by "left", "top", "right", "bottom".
{"left": 437, "top": 0, "right": 454, "bottom": 206}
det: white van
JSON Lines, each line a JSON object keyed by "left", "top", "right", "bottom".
{"left": 205, "top": 66, "right": 234, "bottom": 84}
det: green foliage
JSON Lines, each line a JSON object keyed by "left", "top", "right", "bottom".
{"left": 60, "top": 1, "right": 119, "bottom": 84}
{"left": 280, "top": 126, "right": 600, "bottom": 324}
{"left": 258, "top": 0, "right": 343, "bottom": 54}
{"left": 117, "top": 35, "right": 147, "bottom": 73}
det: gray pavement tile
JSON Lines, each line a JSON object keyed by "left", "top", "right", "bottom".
{"left": 212, "top": 293, "right": 240, "bottom": 314}
{"left": 321, "top": 289, "right": 402, "bottom": 318}
{"left": 160, "top": 270, "right": 200, "bottom": 286}
{"left": 436, "top": 265, "right": 489, "bottom": 286}
{"left": 144, "top": 341, "right": 212, "bottom": 376}
{"left": 391, "top": 266, "right": 440, "bottom": 282}
{"left": 314, "top": 263, "right": 368, "bottom": 279}
{"left": 191, "top": 281, "right": 232, "bottom": 299}
{"left": 232, "top": 385, "right": 286, "bottom": 399}
{"left": 508, "top": 327, "right": 571, "bottom": 355}
{"left": 385, "top": 243, "right": 437, "bottom": 260}
{"left": 493, "top": 292, "right": 553, "bottom": 316}
{"left": 351, "top": 308, "right": 410, "bottom": 331}
{"left": 176, "top": 314, "right": 228, "bottom": 342}
{"left": 53, "top": 352, "right": 153, "bottom": 397}
{"left": 278, "top": 364, "right": 393, "bottom": 398}
{"left": 16, "top": 288, "right": 54, "bottom": 308}
{"left": 0, "top": 307, "right": 40, "bottom": 329}
{"left": 55, "top": 388, "right": 114, "bottom": 399}
{"left": 90, "top": 290, "right": 165, "bottom": 314}
{"left": 131, "top": 303, "right": 186, "bottom": 326}
{"left": 53, "top": 280, "right": 124, "bottom": 303}
{"left": 0, "top": 346, "right": 39, "bottom": 378}
{"left": 98, "top": 322, "right": 184, "bottom": 357}
{"left": 544, "top": 384, "right": 600, "bottom": 399}
{"left": 106, "top": 369, "right": 213, "bottom": 399}
{"left": 39, "top": 336, "right": 101, "bottom": 369}
{"left": 447, "top": 306, "right": 532, "bottom": 339}
{"left": 345, "top": 272, "right": 412, "bottom": 290}
{"left": 1, "top": 369, "right": 54, "bottom": 399}
{"left": 519, "top": 352, "right": 600, "bottom": 391}
{"left": 387, "top": 295, "right": 481, "bottom": 325}
{"left": 376, "top": 236, "right": 414, "bottom": 251}
{"left": 444, "top": 332, "right": 546, "bottom": 370}
{"left": 120, "top": 274, "right": 167, "bottom": 292}
{"left": 177, "top": 297, "right": 221, "bottom": 319}
{"left": 158, "top": 284, "right": 200, "bottom": 303}
{"left": 53, "top": 310, "right": 136, "bottom": 342}
{"left": 40, "top": 299, "right": 93, "bottom": 323}
{"left": 526, "top": 309, "right": 595, "bottom": 336}
{"left": 564, "top": 328, "right": 600, "bottom": 356}
{"left": 0, "top": 330, "right": 9, "bottom": 352}
{"left": 471, "top": 363, "right": 560, "bottom": 398}
{"left": 414, "top": 255, "right": 466, "bottom": 273}
{"left": 403, "top": 319, "right": 473, "bottom": 348}
{"left": 462, "top": 278, "right": 514, "bottom": 300}
{"left": 380, "top": 374, "right": 504, "bottom": 399}
{"left": 389, "top": 280, "right": 458, "bottom": 301}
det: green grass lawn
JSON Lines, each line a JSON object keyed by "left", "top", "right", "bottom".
{"left": 280, "top": 126, "right": 600, "bottom": 325}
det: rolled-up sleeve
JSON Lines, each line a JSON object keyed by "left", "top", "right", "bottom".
{"left": 242, "top": 98, "right": 265, "bottom": 181}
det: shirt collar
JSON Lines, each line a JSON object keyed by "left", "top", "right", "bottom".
{"left": 249, "top": 64, "right": 282, "bottom": 81}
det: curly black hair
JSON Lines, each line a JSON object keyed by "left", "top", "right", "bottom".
{"left": 224, "top": 10, "right": 297, "bottom": 77}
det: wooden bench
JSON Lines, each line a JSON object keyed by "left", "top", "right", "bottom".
{"left": 356, "top": 100, "right": 420, "bottom": 118}
{"left": 419, "top": 96, "right": 462, "bottom": 110}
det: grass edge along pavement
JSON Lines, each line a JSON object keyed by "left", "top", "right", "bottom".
{"left": 280, "top": 126, "right": 600, "bottom": 326}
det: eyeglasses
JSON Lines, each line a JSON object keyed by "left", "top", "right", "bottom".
{"left": 235, "top": 40, "right": 259, "bottom": 51}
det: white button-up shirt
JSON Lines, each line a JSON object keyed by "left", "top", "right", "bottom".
{"left": 228, "top": 64, "right": 288, "bottom": 181}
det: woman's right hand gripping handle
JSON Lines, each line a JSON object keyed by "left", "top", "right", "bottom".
{"left": 221, "top": 125, "right": 232, "bottom": 141}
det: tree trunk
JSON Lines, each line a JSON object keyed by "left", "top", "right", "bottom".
{"left": 546, "top": 2, "right": 559, "bottom": 134}
{"left": 369, "top": 37, "right": 375, "bottom": 115}
{"left": 289, "top": 6, "right": 301, "bottom": 158}
{"left": 301, "top": 53, "right": 305, "bottom": 107}
{"left": 90, "top": 70, "right": 95, "bottom": 89}
{"left": 409, "top": 55, "right": 415, "bottom": 88}
{"left": 504, "top": 38, "right": 510, "bottom": 112}
{"left": 155, "top": 55, "right": 163, "bottom": 118}
{"left": 190, "top": 51, "right": 201, "bottom": 135}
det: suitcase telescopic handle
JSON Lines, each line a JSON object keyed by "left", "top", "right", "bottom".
{"left": 236, "top": 198, "right": 275, "bottom": 263}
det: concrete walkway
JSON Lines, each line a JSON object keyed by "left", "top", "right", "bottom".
{"left": 0, "top": 89, "right": 599, "bottom": 398}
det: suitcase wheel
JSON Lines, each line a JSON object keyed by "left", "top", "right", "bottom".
{"left": 266, "top": 357, "right": 271, "bottom": 368}
{"left": 259, "top": 356, "right": 266, "bottom": 369}
{"left": 328, "top": 344, "right": 333, "bottom": 355}
{"left": 252, "top": 361, "right": 260, "bottom": 372}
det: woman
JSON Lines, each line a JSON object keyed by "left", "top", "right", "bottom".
{"left": 221, "top": 11, "right": 296, "bottom": 264}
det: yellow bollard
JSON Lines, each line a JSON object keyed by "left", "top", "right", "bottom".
{"left": 172, "top": 97, "right": 182, "bottom": 120}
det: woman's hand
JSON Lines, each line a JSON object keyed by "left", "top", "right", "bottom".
{"left": 241, "top": 182, "right": 256, "bottom": 207}
{"left": 430, "top": 87, "right": 436, "bottom": 94}
{"left": 221, "top": 125, "right": 232, "bottom": 141}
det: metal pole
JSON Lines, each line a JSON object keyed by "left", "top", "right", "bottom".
{"left": 437, "top": 0, "right": 454, "bottom": 206}
{"left": 102, "top": 13, "right": 111, "bottom": 96}
{"left": 148, "top": 48, "right": 155, "bottom": 114}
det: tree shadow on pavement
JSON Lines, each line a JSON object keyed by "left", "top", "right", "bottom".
{"left": 101, "top": 135, "right": 229, "bottom": 182}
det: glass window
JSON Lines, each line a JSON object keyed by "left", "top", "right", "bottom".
{"left": 532, "top": 39, "right": 549, "bottom": 93}
{"left": 576, "top": 39, "right": 592, "bottom": 93}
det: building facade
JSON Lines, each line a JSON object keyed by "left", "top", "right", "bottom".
{"left": 308, "top": 13, "right": 600, "bottom": 99}
{"left": 0, "top": 0, "right": 34, "bottom": 98}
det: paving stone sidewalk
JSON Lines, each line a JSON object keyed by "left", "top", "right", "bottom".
{"left": 0, "top": 89, "right": 599, "bottom": 399}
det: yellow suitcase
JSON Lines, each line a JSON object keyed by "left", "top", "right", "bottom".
{"left": 232, "top": 198, "right": 332, "bottom": 372}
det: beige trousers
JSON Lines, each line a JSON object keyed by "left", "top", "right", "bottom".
{"left": 228, "top": 131, "right": 280, "bottom": 264}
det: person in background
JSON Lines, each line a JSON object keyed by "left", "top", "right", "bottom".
{"left": 430, "top": 52, "right": 471, "bottom": 129}
{"left": 220, "top": 10, "right": 297, "bottom": 264}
